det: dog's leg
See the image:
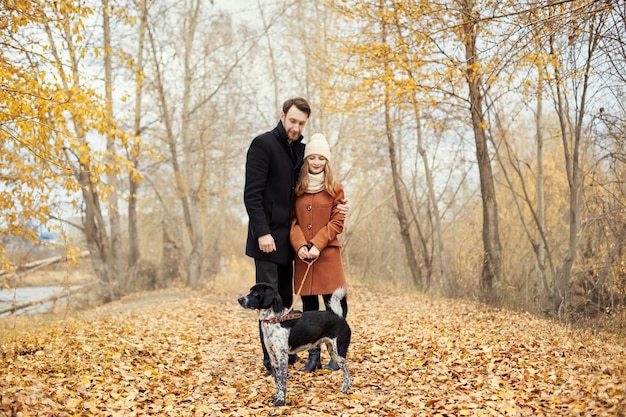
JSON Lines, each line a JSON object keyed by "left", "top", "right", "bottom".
{"left": 262, "top": 321, "right": 291, "bottom": 406}
{"left": 272, "top": 353, "right": 289, "bottom": 406}
{"left": 326, "top": 340, "right": 351, "bottom": 394}
{"left": 336, "top": 357, "right": 351, "bottom": 394}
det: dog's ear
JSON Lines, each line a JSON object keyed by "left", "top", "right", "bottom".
{"left": 259, "top": 285, "right": 275, "bottom": 310}
{"left": 261, "top": 284, "right": 285, "bottom": 312}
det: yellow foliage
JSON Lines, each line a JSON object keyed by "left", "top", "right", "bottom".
{"left": 0, "top": 0, "right": 139, "bottom": 268}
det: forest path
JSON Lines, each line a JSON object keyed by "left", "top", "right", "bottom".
{"left": 1, "top": 281, "right": 624, "bottom": 416}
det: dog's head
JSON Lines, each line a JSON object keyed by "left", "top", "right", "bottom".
{"left": 237, "top": 282, "right": 285, "bottom": 313}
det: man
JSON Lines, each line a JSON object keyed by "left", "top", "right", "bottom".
{"left": 244, "top": 97, "right": 311, "bottom": 373}
{"left": 244, "top": 97, "right": 347, "bottom": 373}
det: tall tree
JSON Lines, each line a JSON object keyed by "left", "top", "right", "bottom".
{"left": 388, "top": 5, "right": 451, "bottom": 293}
{"left": 0, "top": 0, "right": 136, "bottom": 300}
{"left": 147, "top": 5, "right": 205, "bottom": 288}
{"left": 143, "top": 0, "right": 268, "bottom": 287}
{"left": 127, "top": 0, "right": 149, "bottom": 270}
{"left": 380, "top": 1, "right": 423, "bottom": 289}
{"left": 544, "top": 1, "right": 610, "bottom": 314}
{"left": 331, "top": 0, "right": 504, "bottom": 293}
{"left": 456, "top": 0, "right": 503, "bottom": 294}
{"left": 102, "top": 0, "right": 126, "bottom": 295}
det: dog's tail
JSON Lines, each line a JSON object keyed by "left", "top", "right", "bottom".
{"left": 329, "top": 287, "right": 347, "bottom": 317}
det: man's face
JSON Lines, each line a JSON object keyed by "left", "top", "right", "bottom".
{"left": 280, "top": 106, "right": 309, "bottom": 143}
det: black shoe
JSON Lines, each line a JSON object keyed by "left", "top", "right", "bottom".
{"left": 299, "top": 348, "right": 321, "bottom": 372}
{"left": 324, "top": 359, "right": 340, "bottom": 371}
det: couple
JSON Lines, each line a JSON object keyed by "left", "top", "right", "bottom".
{"left": 243, "top": 97, "right": 349, "bottom": 373}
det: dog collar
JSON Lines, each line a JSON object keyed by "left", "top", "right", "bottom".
{"left": 261, "top": 312, "right": 302, "bottom": 324}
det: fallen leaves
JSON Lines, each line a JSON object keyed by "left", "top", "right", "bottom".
{"left": 0, "top": 283, "right": 625, "bottom": 416}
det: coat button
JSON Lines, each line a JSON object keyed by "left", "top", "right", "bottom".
{"left": 307, "top": 224, "right": 312, "bottom": 230}
{"left": 307, "top": 205, "right": 312, "bottom": 211}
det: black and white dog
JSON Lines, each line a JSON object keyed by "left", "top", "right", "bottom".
{"left": 238, "top": 282, "right": 351, "bottom": 406}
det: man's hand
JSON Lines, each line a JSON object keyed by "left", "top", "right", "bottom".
{"left": 337, "top": 198, "right": 349, "bottom": 216}
{"left": 258, "top": 234, "right": 276, "bottom": 253}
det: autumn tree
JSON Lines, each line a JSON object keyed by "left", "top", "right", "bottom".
{"left": 0, "top": 0, "right": 138, "bottom": 300}
{"left": 491, "top": 0, "right": 625, "bottom": 316}
{"left": 329, "top": 0, "right": 509, "bottom": 294}
{"left": 454, "top": 0, "right": 503, "bottom": 294}
{"left": 126, "top": 0, "right": 149, "bottom": 271}
{"left": 544, "top": 1, "right": 617, "bottom": 314}
{"left": 102, "top": 0, "right": 126, "bottom": 295}
{"left": 138, "top": 1, "right": 285, "bottom": 288}
{"left": 325, "top": 1, "right": 423, "bottom": 291}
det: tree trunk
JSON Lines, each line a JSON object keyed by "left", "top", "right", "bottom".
{"left": 128, "top": 0, "right": 148, "bottom": 269}
{"left": 380, "top": 0, "right": 422, "bottom": 288}
{"left": 148, "top": 12, "right": 204, "bottom": 286}
{"left": 412, "top": 100, "right": 450, "bottom": 294}
{"left": 180, "top": 0, "right": 205, "bottom": 288}
{"left": 548, "top": 16, "right": 599, "bottom": 315}
{"left": 460, "top": 0, "right": 502, "bottom": 295}
{"left": 159, "top": 220, "right": 182, "bottom": 287}
{"left": 258, "top": 0, "right": 280, "bottom": 117}
{"left": 79, "top": 166, "right": 116, "bottom": 301}
{"left": 385, "top": 99, "right": 422, "bottom": 288}
{"left": 102, "top": 0, "right": 125, "bottom": 294}
{"left": 535, "top": 66, "right": 548, "bottom": 298}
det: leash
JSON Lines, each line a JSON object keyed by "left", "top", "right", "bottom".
{"left": 261, "top": 258, "right": 316, "bottom": 323}
{"left": 286, "top": 258, "right": 315, "bottom": 314}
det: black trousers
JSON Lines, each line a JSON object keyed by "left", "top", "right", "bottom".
{"left": 301, "top": 294, "right": 348, "bottom": 318}
{"left": 254, "top": 259, "right": 293, "bottom": 307}
{"left": 255, "top": 259, "right": 294, "bottom": 370}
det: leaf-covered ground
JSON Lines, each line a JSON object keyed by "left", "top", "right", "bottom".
{"left": 1, "top": 282, "right": 625, "bottom": 416}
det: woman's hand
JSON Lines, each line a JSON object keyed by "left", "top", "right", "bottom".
{"left": 297, "top": 245, "right": 310, "bottom": 260}
{"left": 307, "top": 245, "right": 320, "bottom": 260}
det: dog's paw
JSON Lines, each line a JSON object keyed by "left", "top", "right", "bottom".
{"left": 272, "top": 394, "right": 285, "bottom": 407}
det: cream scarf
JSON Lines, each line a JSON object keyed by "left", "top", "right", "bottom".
{"left": 307, "top": 172, "right": 325, "bottom": 193}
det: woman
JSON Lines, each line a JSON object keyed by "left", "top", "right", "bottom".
{"left": 290, "top": 133, "right": 348, "bottom": 372}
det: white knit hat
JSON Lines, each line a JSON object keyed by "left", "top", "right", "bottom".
{"left": 304, "top": 133, "right": 331, "bottom": 161}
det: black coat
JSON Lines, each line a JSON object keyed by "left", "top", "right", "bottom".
{"left": 244, "top": 121, "right": 305, "bottom": 265}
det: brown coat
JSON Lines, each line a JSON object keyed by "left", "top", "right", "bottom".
{"left": 290, "top": 183, "right": 347, "bottom": 296}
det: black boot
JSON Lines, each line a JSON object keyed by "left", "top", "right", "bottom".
{"left": 324, "top": 359, "right": 340, "bottom": 371}
{"left": 299, "top": 348, "right": 321, "bottom": 372}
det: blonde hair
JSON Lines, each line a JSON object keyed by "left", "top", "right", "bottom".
{"left": 295, "top": 158, "right": 338, "bottom": 197}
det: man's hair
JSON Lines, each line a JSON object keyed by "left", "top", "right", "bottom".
{"left": 282, "top": 97, "right": 311, "bottom": 117}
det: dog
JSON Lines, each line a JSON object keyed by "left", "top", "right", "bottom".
{"left": 238, "top": 282, "right": 351, "bottom": 406}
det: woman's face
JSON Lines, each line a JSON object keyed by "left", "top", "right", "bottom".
{"left": 307, "top": 155, "right": 327, "bottom": 174}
